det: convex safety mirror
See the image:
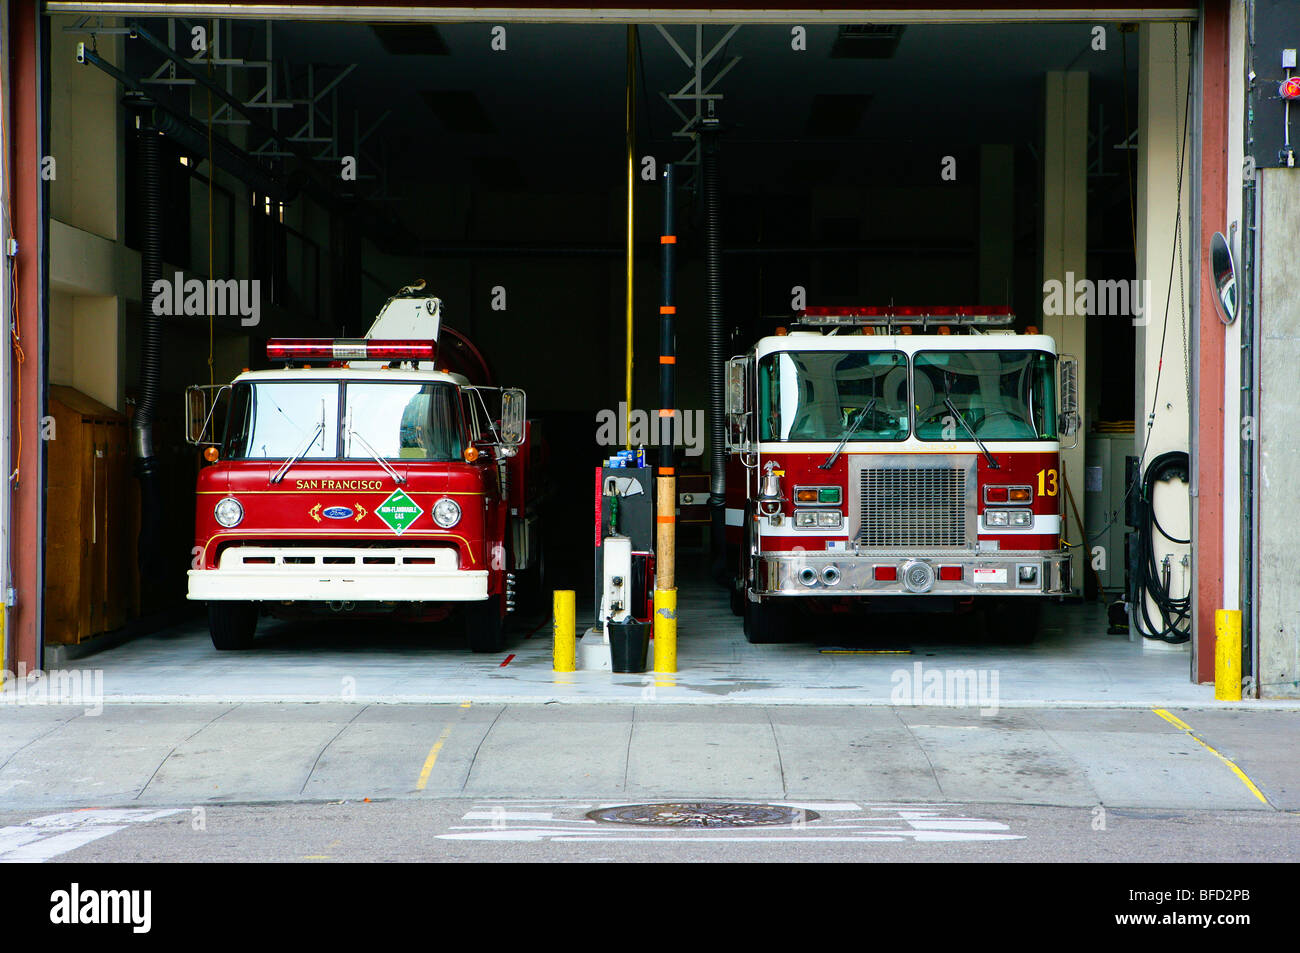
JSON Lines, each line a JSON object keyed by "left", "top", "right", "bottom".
{"left": 1210, "top": 231, "right": 1238, "bottom": 325}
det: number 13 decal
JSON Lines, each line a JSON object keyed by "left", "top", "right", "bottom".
{"left": 1037, "top": 468, "right": 1059, "bottom": 497}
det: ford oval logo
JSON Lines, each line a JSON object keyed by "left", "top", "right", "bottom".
{"left": 322, "top": 506, "right": 354, "bottom": 520}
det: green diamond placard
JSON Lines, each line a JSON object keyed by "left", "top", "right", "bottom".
{"left": 375, "top": 488, "right": 424, "bottom": 535}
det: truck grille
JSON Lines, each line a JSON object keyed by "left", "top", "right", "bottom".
{"left": 857, "top": 467, "right": 968, "bottom": 547}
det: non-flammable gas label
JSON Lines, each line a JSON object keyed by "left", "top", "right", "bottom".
{"left": 375, "top": 488, "right": 423, "bottom": 535}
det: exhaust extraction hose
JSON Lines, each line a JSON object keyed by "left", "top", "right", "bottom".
{"left": 702, "top": 116, "right": 727, "bottom": 581}
{"left": 130, "top": 97, "right": 164, "bottom": 604}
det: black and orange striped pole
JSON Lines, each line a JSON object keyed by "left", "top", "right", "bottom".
{"left": 654, "top": 163, "right": 678, "bottom": 673}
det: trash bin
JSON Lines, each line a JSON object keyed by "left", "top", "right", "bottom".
{"left": 607, "top": 619, "right": 650, "bottom": 673}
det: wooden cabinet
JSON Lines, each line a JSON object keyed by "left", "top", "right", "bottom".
{"left": 45, "top": 386, "right": 137, "bottom": 645}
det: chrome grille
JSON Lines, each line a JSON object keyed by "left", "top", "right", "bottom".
{"left": 857, "top": 467, "right": 968, "bottom": 547}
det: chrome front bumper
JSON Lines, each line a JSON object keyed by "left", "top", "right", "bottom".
{"left": 754, "top": 551, "right": 1071, "bottom": 597}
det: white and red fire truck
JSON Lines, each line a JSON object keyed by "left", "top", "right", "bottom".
{"left": 725, "top": 306, "right": 1080, "bottom": 643}
{"left": 184, "top": 283, "right": 541, "bottom": 653}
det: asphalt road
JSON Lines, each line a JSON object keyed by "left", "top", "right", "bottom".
{"left": 0, "top": 798, "right": 1291, "bottom": 863}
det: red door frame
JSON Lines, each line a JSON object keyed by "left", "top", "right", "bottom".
{"left": 7, "top": 0, "right": 44, "bottom": 674}
{"left": 1195, "top": 0, "right": 1229, "bottom": 684}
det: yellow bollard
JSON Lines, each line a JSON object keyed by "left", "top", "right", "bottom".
{"left": 654, "top": 588, "right": 677, "bottom": 673}
{"left": 553, "top": 590, "right": 576, "bottom": 673}
{"left": 1215, "top": 609, "right": 1242, "bottom": 701}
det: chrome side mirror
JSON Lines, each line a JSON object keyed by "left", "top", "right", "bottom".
{"left": 725, "top": 356, "right": 753, "bottom": 453}
{"left": 184, "top": 384, "right": 230, "bottom": 445}
{"left": 500, "top": 388, "right": 527, "bottom": 448}
{"left": 1057, "top": 355, "right": 1081, "bottom": 449}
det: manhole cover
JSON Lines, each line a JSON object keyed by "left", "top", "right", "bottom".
{"left": 585, "top": 802, "right": 819, "bottom": 828}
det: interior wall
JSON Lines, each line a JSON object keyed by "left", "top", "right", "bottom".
{"left": 1042, "top": 69, "right": 1088, "bottom": 595}
{"left": 1134, "top": 21, "right": 1194, "bottom": 645}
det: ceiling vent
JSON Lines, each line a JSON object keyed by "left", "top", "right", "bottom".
{"left": 371, "top": 24, "right": 450, "bottom": 56}
{"left": 831, "top": 24, "right": 906, "bottom": 59}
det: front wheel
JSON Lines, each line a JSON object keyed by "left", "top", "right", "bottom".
{"left": 465, "top": 593, "right": 506, "bottom": 653}
{"left": 209, "top": 601, "right": 259, "bottom": 650}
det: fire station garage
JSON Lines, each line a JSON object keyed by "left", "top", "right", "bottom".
{"left": 4, "top": 0, "right": 1240, "bottom": 704}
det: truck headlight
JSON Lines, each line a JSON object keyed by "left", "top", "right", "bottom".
{"left": 432, "top": 498, "right": 461, "bottom": 528}
{"left": 214, "top": 497, "right": 244, "bottom": 528}
{"left": 984, "top": 510, "right": 1010, "bottom": 527}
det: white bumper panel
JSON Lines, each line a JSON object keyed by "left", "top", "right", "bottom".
{"left": 188, "top": 546, "right": 488, "bottom": 602}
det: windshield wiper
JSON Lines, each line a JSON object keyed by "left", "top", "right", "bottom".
{"left": 271, "top": 419, "right": 324, "bottom": 484}
{"left": 944, "top": 397, "right": 1000, "bottom": 470}
{"left": 347, "top": 428, "right": 406, "bottom": 485}
{"left": 820, "top": 399, "right": 876, "bottom": 470}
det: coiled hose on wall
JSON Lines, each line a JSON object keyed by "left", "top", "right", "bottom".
{"left": 1130, "top": 450, "right": 1191, "bottom": 643}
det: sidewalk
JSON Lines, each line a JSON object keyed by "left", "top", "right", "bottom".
{"left": 0, "top": 703, "right": 1294, "bottom": 813}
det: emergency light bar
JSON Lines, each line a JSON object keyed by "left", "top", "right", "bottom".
{"left": 795, "top": 305, "right": 1015, "bottom": 328}
{"left": 266, "top": 338, "right": 437, "bottom": 363}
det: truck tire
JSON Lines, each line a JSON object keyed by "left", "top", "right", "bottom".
{"left": 209, "top": 601, "right": 259, "bottom": 650}
{"left": 985, "top": 598, "right": 1041, "bottom": 644}
{"left": 729, "top": 581, "right": 745, "bottom": 617}
{"left": 744, "top": 596, "right": 792, "bottom": 644}
{"left": 465, "top": 593, "right": 506, "bottom": 653}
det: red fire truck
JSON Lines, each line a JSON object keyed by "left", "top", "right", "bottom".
{"left": 184, "top": 284, "right": 540, "bottom": 653}
{"left": 725, "top": 306, "right": 1080, "bottom": 643}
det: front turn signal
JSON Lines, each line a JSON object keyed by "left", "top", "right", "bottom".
{"left": 464, "top": 446, "right": 480, "bottom": 462}
{"left": 203, "top": 446, "right": 220, "bottom": 463}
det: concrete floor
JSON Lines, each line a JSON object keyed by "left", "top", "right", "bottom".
{"left": 19, "top": 580, "right": 1284, "bottom": 708}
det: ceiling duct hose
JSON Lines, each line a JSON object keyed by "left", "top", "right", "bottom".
{"left": 129, "top": 98, "right": 165, "bottom": 607}
{"left": 702, "top": 120, "right": 727, "bottom": 583}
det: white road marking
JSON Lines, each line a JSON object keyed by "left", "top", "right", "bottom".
{"left": 0, "top": 809, "right": 182, "bottom": 863}
{"left": 440, "top": 802, "right": 1023, "bottom": 844}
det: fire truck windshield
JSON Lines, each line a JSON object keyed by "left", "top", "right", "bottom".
{"left": 913, "top": 350, "right": 1057, "bottom": 441}
{"left": 225, "top": 381, "right": 465, "bottom": 461}
{"left": 758, "top": 351, "right": 909, "bottom": 442}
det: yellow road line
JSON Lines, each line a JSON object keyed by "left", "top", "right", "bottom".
{"left": 1152, "top": 708, "right": 1270, "bottom": 806}
{"left": 819, "top": 649, "right": 912, "bottom": 655}
{"left": 416, "top": 726, "right": 453, "bottom": 791}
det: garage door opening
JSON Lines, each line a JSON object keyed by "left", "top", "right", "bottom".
{"left": 38, "top": 12, "right": 1200, "bottom": 701}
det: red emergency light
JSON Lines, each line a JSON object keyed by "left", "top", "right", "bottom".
{"left": 796, "top": 305, "right": 1016, "bottom": 328}
{"left": 266, "top": 338, "right": 437, "bottom": 363}
{"left": 1281, "top": 76, "right": 1300, "bottom": 101}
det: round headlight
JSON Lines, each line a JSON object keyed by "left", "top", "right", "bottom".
{"left": 432, "top": 498, "right": 461, "bottom": 528}
{"left": 214, "top": 497, "right": 244, "bottom": 528}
